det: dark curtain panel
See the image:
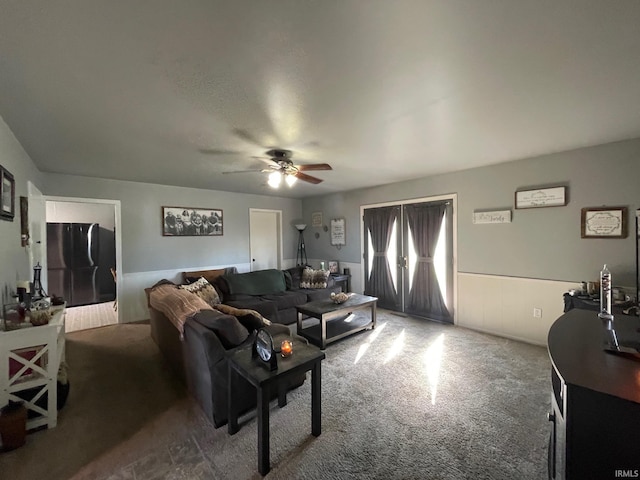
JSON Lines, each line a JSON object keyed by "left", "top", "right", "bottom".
{"left": 364, "top": 206, "right": 399, "bottom": 309}
{"left": 405, "top": 203, "right": 451, "bottom": 322}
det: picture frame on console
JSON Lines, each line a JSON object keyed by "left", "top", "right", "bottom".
{"left": 162, "top": 206, "right": 223, "bottom": 236}
{"left": 581, "top": 206, "right": 627, "bottom": 239}
{"left": 328, "top": 260, "right": 339, "bottom": 274}
{"left": 0, "top": 165, "right": 15, "bottom": 221}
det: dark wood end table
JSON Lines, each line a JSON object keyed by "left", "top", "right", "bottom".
{"left": 227, "top": 340, "right": 325, "bottom": 476}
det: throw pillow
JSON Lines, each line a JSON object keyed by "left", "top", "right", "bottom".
{"left": 191, "top": 310, "right": 249, "bottom": 349}
{"left": 179, "top": 277, "right": 221, "bottom": 307}
{"left": 300, "top": 268, "right": 330, "bottom": 289}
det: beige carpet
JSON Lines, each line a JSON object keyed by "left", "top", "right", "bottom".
{"left": 0, "top": 311, "right": 551, "bottom": 480}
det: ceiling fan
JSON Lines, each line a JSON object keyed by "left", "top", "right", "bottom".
{"left": 223, "top": 149, "right": 332, "bottom": 188}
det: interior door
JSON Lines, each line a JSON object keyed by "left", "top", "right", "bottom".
{"left": 363, "top": 199, "right": 454, "bottom": 322}
{"left": 249, "top": 209, "right": 281, "bottom": 271}
{"left": 27, "top": 182, "right": 48, "bottom": 293}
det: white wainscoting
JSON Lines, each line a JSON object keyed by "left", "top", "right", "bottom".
{"left": 457, "top": 272, "right": 581, "bottom": 346}
{"left": 120, "top": 263, "right": 252, "bottom": 323}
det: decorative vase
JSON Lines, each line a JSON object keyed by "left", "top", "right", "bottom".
{"left": 0, "top": 401, "right": 27, "bottom": 451}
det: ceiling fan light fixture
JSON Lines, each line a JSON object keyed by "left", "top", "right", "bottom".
{"left": 267, "top": 171, "right": 282, "bottom": 188}
{"left": 285, "top": 174, "right": 297, "bottom": 187}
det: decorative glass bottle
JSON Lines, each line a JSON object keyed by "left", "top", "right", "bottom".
{"left": 599, "top": 264, "right": 613, "bottom": 319}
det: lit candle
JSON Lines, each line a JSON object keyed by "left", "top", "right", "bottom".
{"left": 281, "top": 339, "right": 293, "bottom": 357}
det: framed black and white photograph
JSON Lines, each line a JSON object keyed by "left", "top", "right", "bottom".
{"left": 0, "top": 165, "right": 15, "bottom": 221}
{"left": 328, "top": 260, "right": 339, "bottom": 274}
{"left": 515, "top": 186, "right": 566, "bottom": 209}
{"left": 162, "top": 206, "right": 223, "bottom": 236}
{"left": 581, "top": 206, "right": 627, "bottom": 238}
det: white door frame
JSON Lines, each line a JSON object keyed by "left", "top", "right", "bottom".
{"left": 44, "top": 195, "right": 123, "bottom": 324}
{"left": 249, "top": 208, "right": 283, "bottom": 270}
{"left": 360, "top": 193, "right": 458, "bottom": 324}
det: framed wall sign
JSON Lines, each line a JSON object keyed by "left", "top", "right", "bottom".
{"left": 330, "top": 218, "right": 346, "bottom": 247}
{"left": 515, "top": 186, "right": 566, "bottom": 209}
{"left": 311, "top": 211, "right": 323, "bottom": 228}
{"left": 162, "top": 206, "right": 223, "bottom": 236}
{"left": 472, "top": 210, "right": 512, "bottom": 224}
{"left": 0, "top": 165, "right": 15, "bottom": 221}
{"left": 581, "top": 206, "right": 627, "bottom": 238}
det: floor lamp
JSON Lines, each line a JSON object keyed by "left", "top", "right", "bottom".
{"left": 295, "top": 224, "right": 308, "bottom": 267}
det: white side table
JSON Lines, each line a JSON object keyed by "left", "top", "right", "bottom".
{"left": 0, "top": 304, "right": 66, "bottom": 430}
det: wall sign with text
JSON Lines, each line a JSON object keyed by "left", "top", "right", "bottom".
{"left": 581, "top": 206, "right": 627, "bottom": 238}
{"left": 515, "top": 186, "right": 567, "bottom": 209}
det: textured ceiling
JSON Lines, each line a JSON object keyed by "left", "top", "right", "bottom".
{"left": 1, "top": 1, "right": 640, "bottom": 199}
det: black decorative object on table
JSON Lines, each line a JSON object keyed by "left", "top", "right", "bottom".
{"left": 252, "top": 328, "right": 278, "bottom": 371}
{"left": 31, "top": 262, "right": 47, "bottom": 300}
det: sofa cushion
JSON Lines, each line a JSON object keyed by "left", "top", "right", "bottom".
{"left": 261, "top": 290, "right": 309, "bottom": 310}
{"left": 223, "top": 298, "right": 278, "bottom": 323}
{"left": 284, "top": 267, "right": 302, "bottom": 290}
{"left": 222, "top": 269, "right": 286, "bottom": 296}
{"left": 149, "top": 284, "right": 213, "bottom": 335}
{"left": 191, "top": 310, "right": 249, "bottom": 349}
{"left": 300, "top": 268, "right": 330, "bottom": 289}
{"left": 213, "top": 303, "right": 271, "bottom": 332}
{"left": 179, "top": 277, "right": 221, "bottom": 307}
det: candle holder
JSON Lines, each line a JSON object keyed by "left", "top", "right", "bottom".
{"left": 280, "top": 339, "right": 293, "bottom": 357}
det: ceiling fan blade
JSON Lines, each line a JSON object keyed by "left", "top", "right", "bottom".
{"left": 297, "top": 163, "right": 332, "bottom": 171}
{"left": 294, "top": 171, "right": 323, "bottom": 184}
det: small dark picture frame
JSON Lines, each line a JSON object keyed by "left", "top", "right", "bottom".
{"left": 328, "top": 260, "right": 339, "bottom": 274}
{"left": 581, "top": 206, "right": 627, "bottom": 239}
{"left": 0, "top": 165, "right": 15, "bottom": 221}
{"left": 162, "top": 206, "right": 223, "bottom": 236}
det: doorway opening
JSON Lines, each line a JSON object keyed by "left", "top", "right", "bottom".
{"left": 44, "top": 197, "right": 122, "bottom": 331}
{"left": 361, "top": 195, "right": 456, "bottom": 323}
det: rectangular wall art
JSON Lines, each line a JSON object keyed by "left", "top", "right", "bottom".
{"left": 581, "top": 206, "right": 627, "bottom": 238}
{"left": 162, "top": 206, "right": 223, "bottom": 236}
{"left": 0, "top": 165, "right": 15, "bottom": 221}
{"left": 515, "top": 186, "right": 566, "bottom": 209}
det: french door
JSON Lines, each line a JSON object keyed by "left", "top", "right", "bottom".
{"left": 363, "top": 198, "right": 454, "bottom": 323}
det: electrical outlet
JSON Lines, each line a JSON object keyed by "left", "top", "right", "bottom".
{"left": 533, "top": 308, "right": 542, "bottom": 318}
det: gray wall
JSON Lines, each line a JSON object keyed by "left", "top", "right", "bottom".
{"left": 0, "top": 115, "right": 44, "bottom": 302}
{"left": 302, "top": 138, "right": 640, "bottom": 286}
{"left": 43, "top": 174, "right": 302, "bottom": 274}
{"left": 46, "top": 200, "right": 115, "bottom": 230}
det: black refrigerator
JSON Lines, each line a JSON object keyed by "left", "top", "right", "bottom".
{"left": 47, "top": 222, "right": 100, "bottom": 307}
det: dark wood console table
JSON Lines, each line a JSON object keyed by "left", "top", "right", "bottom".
{"left": 547, "top": 309, "right": 640, "bottom": 479}
{"left": 330, "top": 273, "right": 351, "bottom": 293}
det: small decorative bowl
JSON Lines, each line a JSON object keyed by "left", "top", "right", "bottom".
{"left": 29, "top": 309, "right": 51, "bottom": 326}
{"left": 330, "top": 292, "right": 350, "bottom": 304}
